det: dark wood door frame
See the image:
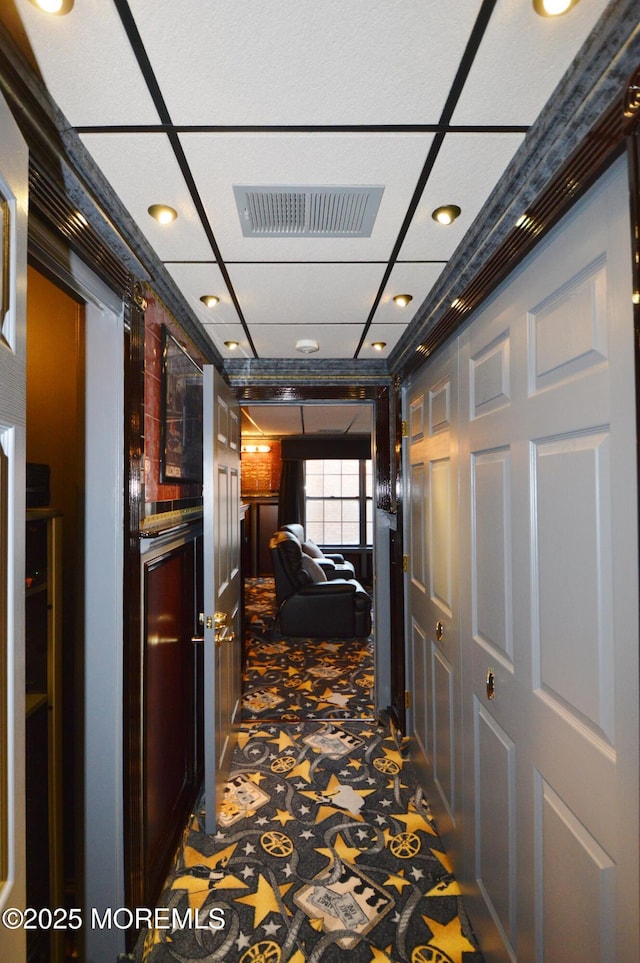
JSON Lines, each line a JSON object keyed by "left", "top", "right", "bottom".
{"left": 230, "top": 381, "right": 407, "bottom": 731}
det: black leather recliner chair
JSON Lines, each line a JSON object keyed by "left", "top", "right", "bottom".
{"left": 279, "top": 522, "right": 356, "bottom": 580}
{"left": 269, "top": 530, "right": 371, "bottom": 639}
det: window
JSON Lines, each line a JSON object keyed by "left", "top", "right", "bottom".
{"left": 305, "top": 459, "right": 372, "bottom": 546}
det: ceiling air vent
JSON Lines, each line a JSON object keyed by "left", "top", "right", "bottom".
{"left": 233, "top": 185, "right": 384, "bottom": 238}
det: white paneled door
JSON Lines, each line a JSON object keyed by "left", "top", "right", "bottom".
{"left": 406, "top": 155, "right": 639, "bottom": 963}
{"left": 203, "top": 366, "right": 242, "bottom": 834}
{"left": 0, "top": 92, "right": 28, "bottom": 961}
{"left": 406, "top": 339, "right": 463, "bottom": 868}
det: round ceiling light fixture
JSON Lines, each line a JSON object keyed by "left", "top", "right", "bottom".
{"left": 432, "top": 205, "right": 461, "bottom": 225}
{"left": 200, "top": 295, "right": 220, "bottom": 307}
{"left": 148, "top": 204, "right": 178, "bottom": 224}
{"left": 371, "top": 341, "right": 387, "bottom": 351}
{"left": 393, "top": 294, "right": 413, "bottom": 308}
{"left": 30, "top": 0, "right": 74, "bottom": 13}
{"left": 295, "top": 338, "right": 319, "bottom": 354}
{"left": 224, "top": 340, "right": 239, "bottom": 349}
{"left": 533, "top": 0, "right": 578, "bottom": 15}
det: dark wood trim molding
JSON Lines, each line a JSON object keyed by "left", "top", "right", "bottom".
{"left": 232, "top": 382, "right": 393, "bottom": 513}
{"left": 123, "top": 290, "right": 146, "bottom": 931}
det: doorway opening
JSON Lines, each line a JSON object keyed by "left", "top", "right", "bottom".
{"left": 238, "top": 401, "right": 379, "bottom": 722}
{"left": 25, "top": 265, "right": 85, "bottom": 962}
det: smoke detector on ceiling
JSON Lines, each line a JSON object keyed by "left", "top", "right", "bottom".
{"left": 233, "top": 185, "right": 384, "bottom": 238}
{"left": 296, "top": 339, "right": 319, "bottom": 354}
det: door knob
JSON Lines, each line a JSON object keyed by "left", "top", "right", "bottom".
{"left": 435, "top": 620, "right": 444, "bottom": 642}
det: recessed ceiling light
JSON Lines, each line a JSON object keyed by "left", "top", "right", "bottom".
{"left": 432, "top": 205, "right": 461, "bottom": 225}
{"left": 533, "top": 0, "right": 578, "bottom": 15}
{"left": 30, "top": 0, "right": 74, "bottom": 13}
{"left": 296, "top": 339, "right": 319, "bottom": 354}
{"left": 148, "top": 204, "right": 178, "bottom": 224}
{"left": 371, "top": 342, "right": 387, "bottom": 351}
{"left": 224, "top": 340, "right": 239, "bottom": 349}
{"left": 393, "top": 294, "right": 413, "bottom": 307}
{"left": 200, "top": 295, "right": 220, "bottom": 308}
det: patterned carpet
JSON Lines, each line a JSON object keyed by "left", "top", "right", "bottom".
{"left": 135, "top": 580, "right": 485, "bottom": 963}
{"left": 242, "top": 578, "right": 374, "bottom": 722}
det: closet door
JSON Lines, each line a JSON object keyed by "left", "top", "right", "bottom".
{"left": 0, "top": 91, "right": 28, "bottom": 963}
{"left": 458, "top": 156, "right": 639, "bottom": 962}
{"left": 406, "top": 341, "right": 462, "bottom": 861}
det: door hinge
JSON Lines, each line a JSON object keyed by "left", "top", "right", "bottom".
{"left": 402, "top": 555, "right": 409, "bottom": 573}
{"left": 404, "top": 689, "right": 411, "bottom": 709}
{"left": 401, "top": 420, "right": 408, "bottom": 437}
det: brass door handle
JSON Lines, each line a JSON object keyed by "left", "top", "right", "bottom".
{"left": 435, "top": 620, "right": 444, "bottom": 642}
{"left": 486, "top": 669, "right": 496, "bottom": 701}
{"left": 214, "top": 612, "right": 234, "bottom": 648}
{"left": 216, "top": 626, "right": 235, "bottom": 648}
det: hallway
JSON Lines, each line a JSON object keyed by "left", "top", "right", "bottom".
{"left": 132, "top": 581, "right": 485, "bottom": 963}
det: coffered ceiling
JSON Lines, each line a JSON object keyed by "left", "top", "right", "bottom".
{"left": 2, "top": 0, "right": 615, "bottom": 362}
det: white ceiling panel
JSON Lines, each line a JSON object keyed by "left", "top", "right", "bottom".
{"left": 373, "top": 262, "right": 447, "bottom": 325}
{"left": 399, "top": 132, "right": 526, "bottom": 261}
{"left": 201, "top": 323, "right": 252, "bottom": 359}
{"left": 359, "top": 324, "right": 409, "bottom": 356}
{"left": 178, "top": 132, "right": 435, "bottom": 261}
{"left": 164, "top": 262, "right": 241, "bottom": 326}
{"left": 129, "top": 0, "right": 482, "bottom": 126}
{"left": 79, "top": 133, "right": 213, "bottom": 261}
{"left": 303, "top": 404, "right": 372, "bottom": 434}
{"left": 15, "top": 0, "right": 160, "bottom": 125}
{"left": 242, "top": 406, "right": 304, "bottom": 437}
{"left": 226, "top": 262, "right": 388, "bottom": 327}
{"left": 250, "top": 324, "right": 363, "bottom": 359}
{"left": 242, "top": 403, "right": 372, "bottom": 438}
{"left": 451, "top": 0, "right": 612, "bottom": 126}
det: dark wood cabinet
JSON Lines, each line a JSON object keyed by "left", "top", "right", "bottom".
{"left": 243, "top": 499, "right": 278, "bottom": 576}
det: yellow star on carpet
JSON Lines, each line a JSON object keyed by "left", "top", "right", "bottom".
{"left": 235, "top": 874, "right": 286, "bottom": 928}
{"left": 171, "top": 875, "right": 214, "bottom": 910}
{"left": 294, "top": 679, "right": 314, "bottom": 692}
{"left": 347, "top": 757, "right": 363, "bottom": 770}
{"left": 288, "top": 759, "right": 313, "bottom": 783}
{"left": 425, "top": 876, "right": 460, "bottom": 897}
{"left": 392, "top": 804, "right": 437, "bottom": 836}
{"left": 247, "top": 771, "right": 267, "bottom": 785}
{"left": 270, "top": 730, "right": 296, "bottom": 753}
{"left": 315, "top": 832, "right": 363, "bottom": 866}
{"left": 369, "top": 947, "right": 395, "bottom": 962}
{"left": 421, "top": 914, "right": 478, "bottom": 963}
{"left": 271, "top": 807, "right": 296, "bottom": 827}
{"left": 431, "top": 848, "right": 453, "bottom": 873}
{"left": 309, "top": 917, "right": 324, "bottom": 933}
{"left": 382, "top": 868, "right": 411, "bottom": 893}
{"left": 288, "top": 952, "right": 306, "bottom": 963}
{"left": 183, "top": 842, "right": 236, "bottom": 869}
{"left": 381, "top": 745, "right": 405, "bottom": 769}
{"left": 144, "top": 927, "right": 170, "bottom": 950}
